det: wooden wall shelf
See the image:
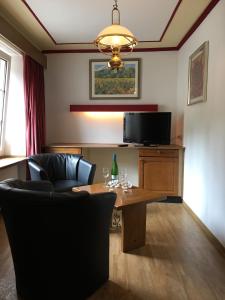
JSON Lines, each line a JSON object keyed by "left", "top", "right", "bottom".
{"left": 70, "top": 104, "right": 158, "bottom": 112}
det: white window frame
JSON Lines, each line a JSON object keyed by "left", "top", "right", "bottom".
{"left": 0, "top": 50, "right": 11, "bottom": 156}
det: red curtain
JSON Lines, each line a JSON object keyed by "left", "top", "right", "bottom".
{"left": 23, "top": 55, "right": 46, "bottom": 156}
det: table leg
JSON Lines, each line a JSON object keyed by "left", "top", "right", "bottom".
{"left": 121, "top": 203, "right": 146, "bottom": 252}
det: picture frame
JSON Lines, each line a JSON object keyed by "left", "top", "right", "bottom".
{"left": 187, "top": 41, "right": 209, "bottom": 105}
{"left": 89, "top": 58, "right": 140, "bottom": 99}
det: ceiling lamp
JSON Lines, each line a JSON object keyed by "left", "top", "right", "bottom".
{"left": 94, "top": 0, "right": 138, "bottom": 70}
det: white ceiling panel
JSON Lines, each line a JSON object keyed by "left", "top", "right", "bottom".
{"left": 0, "top": 0, "right": 214, "bottom": 51}
{"left": 25, "top": 0, "right": 179, "bottom": 44}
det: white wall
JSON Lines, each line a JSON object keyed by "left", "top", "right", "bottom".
{"left": 0, "top": 166, "right": 19, "bottom": 180}
{"left": 177, "top": 1, "right": 225, "bottom": 246}
{"left": 45, "top": 51, "right": 178, "bottom": 144}
{"left": 0, "top": 162, "right": 26, "bottom": 181}
{"left": 45, "top": 51, "right": 178, "bottom": 185}
{"left": 86, "top": 147, "right": 139, "bottom": 185}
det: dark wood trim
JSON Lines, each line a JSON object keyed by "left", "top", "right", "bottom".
{"left": 70, "top": 104, "right": 158, "bottom": 112}
{"left": 177, "top": 0, "right": 221, "bottom": 49}
{"left": 183, "top": 202, "right": 225, "bottom": 258}
{"left": 21, "top": 0, "right": 56, "bottom": 44}
{"left": 42, "top": 47, "right": 178, "bottom": 54}
{"left": 159, "top": 0, "right": 182, "bottom": 41}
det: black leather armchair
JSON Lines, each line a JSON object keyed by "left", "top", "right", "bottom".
{"left": 0, "top": 179, "right": 116, "bottom": 300}
{"left": 28, "top": 153, "right": 96, "bottom": 192}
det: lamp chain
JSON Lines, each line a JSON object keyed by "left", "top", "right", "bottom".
{"left": 113, "top": 0, "right": 118, "bottom": 9}
{"left": 112, "top": 0, "right": 120, "bottom": 24}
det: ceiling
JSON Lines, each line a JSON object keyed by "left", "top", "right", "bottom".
{"left": 0, "top": 0, "right": 219, "bottom": 52}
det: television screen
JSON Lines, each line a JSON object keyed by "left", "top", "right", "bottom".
{"left": 123, "top": 112, "right": 171, "bottom": 145}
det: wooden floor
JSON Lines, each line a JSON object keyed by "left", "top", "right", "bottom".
{"left": 1, "top": 203, "right": 225, "bottom": 300}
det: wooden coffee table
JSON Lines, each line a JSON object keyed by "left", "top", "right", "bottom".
{"left": 73, "top": 183, "right": 166, "bottom": 252}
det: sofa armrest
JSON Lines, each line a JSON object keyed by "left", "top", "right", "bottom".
{"left": 1, "top": 178, "right": 54, "bottom": 192}
{"left": 28, "top": 160, "right": 49, "bottom": 181}
{"left": 77, "top": 158, "right": 96, "bottom": 185}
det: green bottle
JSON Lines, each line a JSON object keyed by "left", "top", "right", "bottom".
{"left": 111, "top": 153, "right": 119, "bottom": 181}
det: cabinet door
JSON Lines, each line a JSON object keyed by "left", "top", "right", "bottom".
{"left": 139, "top": 156, "right": 178, "bottom": 196}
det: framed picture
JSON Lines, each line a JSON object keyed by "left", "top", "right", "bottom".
{"left": 187, "top": 41, "right": 209, "bottom": 105}
{"left": 89, "top": 59, "right": 140, "bottom": 99}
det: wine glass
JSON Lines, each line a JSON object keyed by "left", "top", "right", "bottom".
{"left": 102, "top": 167, "right": 110, "bottom": 186}
{"left": 122, "top": 180, "right": 129, "bottom": 192}
{"left": 119, "top": 169, "right": 128, "bottom": 190}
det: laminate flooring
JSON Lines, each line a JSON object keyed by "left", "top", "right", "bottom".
{"left": 1, "top": 203, "right": 225, "bottom": 300}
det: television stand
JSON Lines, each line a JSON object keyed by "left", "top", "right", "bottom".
{"left": 144, "top": 144, "right": 159, "bottom": 147}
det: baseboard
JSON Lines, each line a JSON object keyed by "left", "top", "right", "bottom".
{"left": 183, "top": 202, "right": 225, "bottom": 258}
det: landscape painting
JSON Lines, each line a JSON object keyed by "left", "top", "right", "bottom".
{"left": 89, "top": 59, "right": 140, "bottom": 99}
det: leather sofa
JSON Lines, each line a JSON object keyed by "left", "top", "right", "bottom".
{"left": 28, "top": 153, "right": 96, "bottom": 192}
{"left": 0, "top": 178, "right": 116, "bottom": 300}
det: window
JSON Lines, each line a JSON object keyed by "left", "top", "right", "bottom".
{"left": 0, "top": 50, "right": 10, "bottom": 154}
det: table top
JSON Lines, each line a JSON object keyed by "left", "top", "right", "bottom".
{"left": 72, "top": 183, "right": 166, "bottom": 209}
{"left": 45, "top": 143, "right": 184, "bottom": 150}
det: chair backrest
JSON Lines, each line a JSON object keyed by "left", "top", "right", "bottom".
{"left": 29, "top": 153, "right": 82, "bottom": 181}
{"left": 78, "top": 158, "right": 96, "bottom": 185}
{"left": 0, "top": 179, "right": 116, "bottom": 300}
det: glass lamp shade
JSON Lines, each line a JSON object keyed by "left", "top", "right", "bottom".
{"left": 95, "top": 24, "right": 137, "bottom": 49}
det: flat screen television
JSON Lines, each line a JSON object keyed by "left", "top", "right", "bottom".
{"left": 123, "top": 112, "right": 171, "bottom": 145}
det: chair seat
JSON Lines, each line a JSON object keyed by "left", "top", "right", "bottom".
{"left": 53, "top": 179, "right": 83, "bottom": 192}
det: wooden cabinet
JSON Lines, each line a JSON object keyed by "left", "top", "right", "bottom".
{"left": 139, "top": 147, "right": 183, "bottom": 197}
{"left": 43, "top": 145, "right": 82, "bottom": 155}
